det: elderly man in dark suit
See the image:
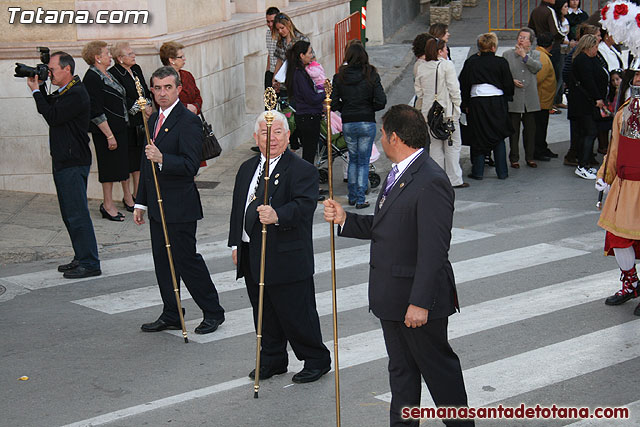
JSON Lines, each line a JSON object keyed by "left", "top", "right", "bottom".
{"left": 134, "top": 66, "right": 225, "bottom": 335}
{"left": 228, "top": 110, "right": 331, "bottom": 384}
{"left": 324, "top": 105, "right": 473, "bottom": 427}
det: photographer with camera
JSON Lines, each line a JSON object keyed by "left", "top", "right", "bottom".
{"left": 26, "top": 51, "right": 101, "bottom": 279}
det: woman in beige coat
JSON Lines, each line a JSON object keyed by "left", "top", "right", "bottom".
{"left": 414, "top": 38, "right": 467, "bottom": 188}
{"left": 596, "top": 71, "right": 640, "bottom": 315}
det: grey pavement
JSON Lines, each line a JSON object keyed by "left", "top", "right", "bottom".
{"left": 0, "top": 2, "right": 562, "bottom": 270}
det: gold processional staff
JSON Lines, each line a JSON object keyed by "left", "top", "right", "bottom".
{"left": 253, "top": 87, "right": 278, "bottom": 398}
{"left": 134, "top": 77, "right": 188, "bottom": 343}
{"left": 324, "top": 79, "right": 342, "bottom": 427}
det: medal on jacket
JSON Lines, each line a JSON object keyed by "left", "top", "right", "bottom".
{"left": 378, "top": 195, "right": 386, "bottom": 209}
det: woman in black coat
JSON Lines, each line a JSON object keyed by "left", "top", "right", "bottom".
{"left": 108, "top": 42, "right": 151, "bottom": 208}
{"left": 331, "top": 41, "right": 386, "bottom": 208}
{"left": 82, "top": 40, "right": 129, "bottom": 221}
{"left": 459, "top": 32, "right": 514, "bottom": 180}
{"left": 567, "top": 34, "right": 607, "bottom": 179}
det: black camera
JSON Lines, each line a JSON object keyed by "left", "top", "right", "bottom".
{"left": 14, "top": 47, "right": 50, "bottom": 81}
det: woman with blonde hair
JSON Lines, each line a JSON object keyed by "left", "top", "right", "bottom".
{"left": 459, "top": 32, "right": 514, "bottom": 180}
{"left": 82, "top": 40, "right": 129, "bottom": 221}
{"left": 567, "top": 34, "right": 607, "bottom": 179}
{"left": 109, "top": 42, "right": 151, "bottom": 208}
{"left": 272, "top": 13, "right": 309, "bottom": 89}
{"left": 415, "top": 38, "right": 466, "bottom": 188}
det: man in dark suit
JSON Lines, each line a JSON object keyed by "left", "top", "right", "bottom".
{"left": 324, "top": 105, "right": 473, "bottom": 426}
{"left": 228, "top": 110, "right": 331, "bottom": 383}
{"left": 134, "top": 66, "right": 225, "bottom": 335}
{"left": 27, "top": 51, "right": 101, "bottom": 279}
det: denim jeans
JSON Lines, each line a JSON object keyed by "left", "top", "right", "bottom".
{"left": 53, "top": 165, "right": 100, "bottom": 270}
{"left": 471, "top": 140, "right": 508, "bottom": 179}
{"left": 343, "top": 121, "right": 377, "bottom": 204}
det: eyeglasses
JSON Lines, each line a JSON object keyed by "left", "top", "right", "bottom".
{"left": 175, "top": 55, "right": 185, "bottom": 60}
{"left": 611, "top": 69, "right": 623, "bottom": 75}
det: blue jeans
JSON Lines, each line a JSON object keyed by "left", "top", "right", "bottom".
{"left": 343, "top": 122, "right": 376, "bottom": 204}
{"left": 53, "top": 165, "right": 100, "bottom": 270}
{"left": 471, "top": 140, "right": 508, "bottom": 179}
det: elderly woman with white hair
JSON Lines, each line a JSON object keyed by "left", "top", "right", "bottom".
{"left": 108, "top": 42, "right": 152, "bottom": 208}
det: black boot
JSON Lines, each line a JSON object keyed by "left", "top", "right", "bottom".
{"left": 605, "top": 267, "right": 639, "bottom": 305}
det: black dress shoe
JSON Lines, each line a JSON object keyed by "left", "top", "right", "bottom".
{"left": 467, "top": 173, "right": 483, "bottom": 181}
{"left": 605, "top": 291, "right": 638, "bottom": 306}
{"left": 123, "top": 198, "right": 135, "bottom": 213}
{"left": 100, "top": 203, "right": 125, "bottom": 222}
{"left": 533, "top": 155, "right": 551, "bottom": 162}
{"left": 248, "top": 365, "right": 287, "bottom": 380}
{"left": 292, "top": 366, "right": 331, "bottom": 383}
{"left": 194, "top": 318, "right": 224, "bottom": 334}
{"left": 58, "top": 259, "right": 79, "bottom": 272}
{"left": 63, "top": 266, "right": 102, "bottom": 279}
{"left": 141, "top": 318, "right": 181, "bottom": 332}
{"left": 545, "top": 149, "right": 558, "bottom": 158}
{"left": 348, "top": 199, "right": 356, "bottom": 206}
{"left": 355, "top": 202, "right": 370, "bottom": 209}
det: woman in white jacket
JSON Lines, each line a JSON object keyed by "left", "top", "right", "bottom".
{"left": 414, "top": 38, "right": 467, "bottom": 187}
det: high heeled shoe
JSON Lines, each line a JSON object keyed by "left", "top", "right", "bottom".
{"left": 122, "top": 198, "right": 135, "bottom": 213}
{"left": 100, "top": 203, "right": 125, "bottom": 221}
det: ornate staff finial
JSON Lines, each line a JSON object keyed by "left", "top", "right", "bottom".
{"left": 134, "top": 76, "right": 147, "bottom": 109}
{"left": 324, "top": 79, "right": 332, "bottom": 99}
{"left": 264, "top": 87, "right": 277, "bottom": 111}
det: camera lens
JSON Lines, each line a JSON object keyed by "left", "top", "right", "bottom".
{"left": 14, "top": 63, "right": 37, "bottom": 78}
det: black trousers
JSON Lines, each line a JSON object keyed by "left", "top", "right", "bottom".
{"left": 150, "top": 219, "right": 225, "bottom": 323}
{"left": 264, "top": 70, "right": 274, "bottom": 90}
{"left": 241, "top": 243, "right": 330, "bottom": 370}
{"left": 381, "top": 318, "right": 474, "bottom": 427}
{"left": 295, "top": 113, "right": 322, "bottom": 165}
{"left": 534, "top": 109, "right": 550, "bottom": 157}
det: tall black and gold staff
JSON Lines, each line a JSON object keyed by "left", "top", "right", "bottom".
{"left": 254, "top": 87, "right": 278, "bottom": 398}
{"left": 324, "top": 78, "right": 342, "bottom": 426}
{"left": 134, "top": 77, "right": 188, "bottom": 343}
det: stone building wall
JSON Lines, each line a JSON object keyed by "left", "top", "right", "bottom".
{"left": 0, "top": 0, "right": 349, "bottom": 198}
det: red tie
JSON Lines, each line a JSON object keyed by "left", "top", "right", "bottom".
{"left": 153, "top": 112, "right": 165, "bottom": 140}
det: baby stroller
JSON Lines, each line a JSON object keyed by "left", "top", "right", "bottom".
{"left": 316, "top": 113, "right": 381, "bottom": 189}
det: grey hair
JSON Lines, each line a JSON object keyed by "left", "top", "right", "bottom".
{"left": 110, "top": 42, "right": 131, "bottom": 60}
{"left": 518, "top": 27, "right": 536, "bottom": 45}
{"left": 254, "top": 110, "right": 290, "bottom": 133}
{"left": 150, "top": 66, "right": 181, "bottom": 86}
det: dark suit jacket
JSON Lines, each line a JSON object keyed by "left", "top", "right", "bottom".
{"left": 340, "top": 151, "right": 459, "bottom": 322}
{"left": 228, "top": 149, "right": 318, "bottom": 284}
{"left": 137, "top": 102, "right": 204, "bottom": 224}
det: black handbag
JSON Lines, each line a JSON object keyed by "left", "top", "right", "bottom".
{"left": 200, "top": 112, "right": 221, "bottom": 161}
{"left": 427, "top": 62, "right": 455, "bottom": 142}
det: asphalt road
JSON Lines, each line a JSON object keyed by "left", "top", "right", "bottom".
{"left": 1, "top": 46, "right": 639, "bottom": 427}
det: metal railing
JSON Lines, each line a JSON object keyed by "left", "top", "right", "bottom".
{"left": 488, "top": 0, "right": 604, "bottom": 32}
{"left": 334, "top": 11, "right": 361, "bottom": 71}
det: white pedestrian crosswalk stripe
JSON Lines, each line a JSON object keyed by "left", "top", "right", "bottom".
{"left": 70, "top": 227, "right": 493, "bottom": 314}
{"left": 374, "top": 319, "right": 640, "bottom": 407}
{"left": 10, "top": 200, "right": 633, "bottom": 427}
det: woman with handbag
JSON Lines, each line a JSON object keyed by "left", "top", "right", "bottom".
{"left": 109, "top": 42, "right": 151, "bottom": 208}
{"left": 159, "top": 41, "right": 208, "bottom": 168}
{"left": 331, "top": 41, "right": 387, "bottom": 208}
{"left": 415, "top": 38, "right": 467, "bottom": 188}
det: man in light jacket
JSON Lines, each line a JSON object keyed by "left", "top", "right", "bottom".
{"left": 502, "top": 27, "right": 543, "bottom": 168}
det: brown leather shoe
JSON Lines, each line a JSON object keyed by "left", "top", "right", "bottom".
{"left": 510, "top": 162, "right": 520, "bottom": 169}
{"left": 526, "top": 161, "right": 538, "bottom": 168}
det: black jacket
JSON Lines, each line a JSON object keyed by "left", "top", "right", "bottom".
{"left": 108, "top": 63, "right": 151, "bottom": 128}
{"left": 32, "top": 79, "right": 92, "bottom": 172}
{"left": 83, "top": 68, "right": 127, "bottom": 134}
{"left": 567, "top": 52, "right": 608, "bottom": 119}
{"left": 459, "top": 52, "right": 515, "bottom": 109}
{"left": 228, "top": 149, "right": 318, "bottom": 285}
{"left": 331, "top": 66, "right": 386, "bottom": 123}
{"left": 137, "top": 102, "right": 204, "bottom": 223}
{"left": 340, "top": 151, "right": 458, "bottom": 321}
